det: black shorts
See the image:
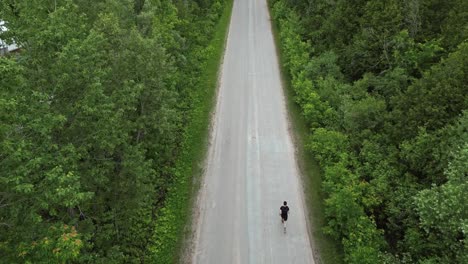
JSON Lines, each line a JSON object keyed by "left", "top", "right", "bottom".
{"left": 281, "top": 214, "right": 288, "bottom": 221}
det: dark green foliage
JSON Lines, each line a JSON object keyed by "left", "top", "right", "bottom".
{"left": 271, "top": 0, "right": 467, "bottom": 262}
{"left": 0, "top": 0, "right": 228, "bottom": 262}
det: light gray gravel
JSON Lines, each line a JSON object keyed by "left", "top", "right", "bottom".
{"left": 191, "top": 0, "right": 315, "bottom": 263}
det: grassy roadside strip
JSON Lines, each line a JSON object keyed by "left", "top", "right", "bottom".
{"left": 267, "top": 1, "right": 343, "bottom": 263}
{"left": 147, "top": 0, "right": 233, "bottom": 262}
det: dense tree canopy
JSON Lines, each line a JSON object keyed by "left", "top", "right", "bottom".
{"left": 0, "top": 0, "right": 226, "bottom": 262}
{"left": 271, "top": 0, "right": 467, "bottom": 263}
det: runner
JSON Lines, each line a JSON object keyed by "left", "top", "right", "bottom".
{"left": 280, "top": 201, "right": 289, "bottom": 233}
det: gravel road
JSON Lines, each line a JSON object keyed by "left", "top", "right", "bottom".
{"left": 191, "top": 0, "right": 316, "bottom": 263}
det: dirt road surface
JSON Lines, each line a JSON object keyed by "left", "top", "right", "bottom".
{"left": 191, "top": 0, "right": 316, "bottom": 263}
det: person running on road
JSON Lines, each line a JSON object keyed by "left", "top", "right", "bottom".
{"left": 280, "top": 201, "right": 289, "bottom": 224}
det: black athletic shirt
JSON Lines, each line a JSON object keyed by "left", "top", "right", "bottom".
{"left": 280, "top": 205, "right": 289, "bottom": 216}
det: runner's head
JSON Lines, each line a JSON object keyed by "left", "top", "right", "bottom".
{"left": 283, "top": 201, "right": 287, "bottom": 206}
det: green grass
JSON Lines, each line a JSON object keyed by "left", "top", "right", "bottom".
{"left": 178, "top": 0, "right": 235, "bottom": 259}
{"left": 147, "top": 1, "right": 234, "bottom": 263}
{"left": 267, "top": 2, "right": 344, "bottom": 263}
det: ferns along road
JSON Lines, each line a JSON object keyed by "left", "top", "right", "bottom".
{"left": 191, "top": 0, "right": 316, "bottom": 263}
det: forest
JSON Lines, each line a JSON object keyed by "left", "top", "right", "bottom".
{"left": 0, "top": 0, "right": 228, "bottom": 262}
{"left": 271, "top": 0, "right": 467, "bottom": 263}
